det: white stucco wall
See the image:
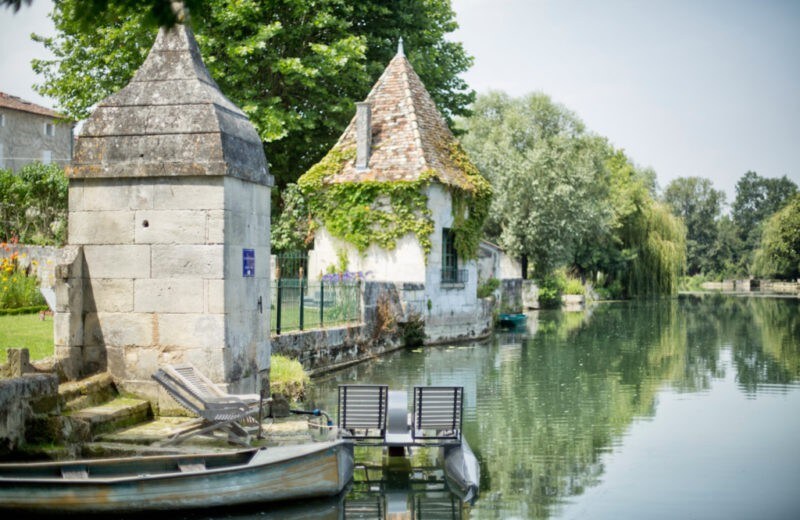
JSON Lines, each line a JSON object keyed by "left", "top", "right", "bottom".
{"left": 308, "top": 227, "right": 425, "bottom": 282}
{"left": 309, "top": 183, "right": 488, "bottom": 343}
{"left": 423, "top": 185, "right": 484, "bottom": 342}
{"left": 477, "top": 241, "right": 522, "bottom": 282}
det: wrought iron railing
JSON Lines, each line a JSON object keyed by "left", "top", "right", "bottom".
{"left": 273, "top": 251, "right": 308, "bottom": 280}
{"left": 271, "top": 278, "right": 361, "bottom": 334}
{"left": 441, "top": 268, "right": 468, "bottom": 285}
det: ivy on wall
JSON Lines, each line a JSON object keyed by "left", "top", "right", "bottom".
{"left": 298, "top": 143, "right": 492, "bottom": 260}
{"left": 448, "top": 142, "right": 492, "bottom": 260}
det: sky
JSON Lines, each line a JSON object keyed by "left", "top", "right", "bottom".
{"left": 1, "top": 0, "right": 798, "bottom": 203}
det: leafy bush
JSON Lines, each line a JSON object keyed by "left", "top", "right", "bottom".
{"left": 563, "top": 277, "right": 585, "bottom": 295}
{"left": 477, "top": 277, "right": 500, "bottom": 298}
{"left": 537, "top": 271, "right": 565, "bottom": 309}
{"left": 595, "top": 279, "right": 624, "bottom": 300}
{"left": 400, "top": 311, "right": 425, "bottom": 348}
{"left": 0, "top": 163, "right": 68, "bottom": 245}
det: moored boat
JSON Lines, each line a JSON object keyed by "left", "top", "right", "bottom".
{"left": 441, "top": 438, "right": 480, "bottom": 503}
{"left": 0, "top": 440, "right": 354, "bottom": 514}
{"left": 498, "top": 312, "right": 527, "bottom": 329}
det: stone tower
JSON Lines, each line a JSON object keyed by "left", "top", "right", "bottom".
{"left": 58, "top": 23, "right": 272, "bottom": 402}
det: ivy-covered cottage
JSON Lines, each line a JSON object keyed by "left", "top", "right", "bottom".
{"left": 301, "top": 42, "right": 492, "bottom": 343}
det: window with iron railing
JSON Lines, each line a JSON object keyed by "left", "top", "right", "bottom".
{"left": 442, "top": 227, "right": 460, "bottom": 284}
{"left": 441, "top": 268, "right": 468, "bottom": 285}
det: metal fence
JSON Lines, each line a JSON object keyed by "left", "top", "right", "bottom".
{"left": 273, "top": 251, "right": 308, "bottom": 280}
{"left": 441, "top": 268, "right": 468, "bottom": 285}
{"left": 271, "top": 278, "right": 362, "bottom": 334}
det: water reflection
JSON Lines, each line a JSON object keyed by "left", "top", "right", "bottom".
{"left": 306, "top": 295, "right": 800, "bottom": 519}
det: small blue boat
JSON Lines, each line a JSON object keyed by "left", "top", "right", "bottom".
{"left": 498, "top": 313, "right": 526, "bottom": 329}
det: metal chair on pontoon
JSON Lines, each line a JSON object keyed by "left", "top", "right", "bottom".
{"left": 152, "top": 363, "right": 264, "bottom": 446}
{"left": 337, "top": 384, "right": 389, "bottom": 444}
{"left": 412, "top": 386, "right": 463, "bottom": 444}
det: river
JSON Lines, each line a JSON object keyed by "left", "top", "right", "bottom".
{"left": 198, "top": 293, "right": 800, "bottom": 519}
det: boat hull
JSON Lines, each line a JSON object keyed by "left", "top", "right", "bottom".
{"left": 0, "top": 440, "right": 354, "bottom": 513}
{"left": 441, "top": 439, "right": 480, "bottom": 503}
{"left": 498, "top": 313, "right": 526, "bottom": 329}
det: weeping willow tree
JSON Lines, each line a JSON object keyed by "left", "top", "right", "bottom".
{"left": 622, "top": 200, "right": 687, "bottom": 296}
{"left": 599, "top": 149, "right": 686, "bottom": 296}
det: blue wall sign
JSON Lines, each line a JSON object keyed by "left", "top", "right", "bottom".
{"left": 242, "top": 248, "right": 255, "bottom": 277}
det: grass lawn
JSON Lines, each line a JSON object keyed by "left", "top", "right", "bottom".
{"left": 270, "top": 303, "right": 360, "bottom": 333}
{"left": 0, "top": 313, "right": 54, "bottom": 363}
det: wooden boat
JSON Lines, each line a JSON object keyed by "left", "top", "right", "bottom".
{"left": 498, "top": 312, "right": 526, "bottom": 329}
{"left": 0, "top": 439, "right": 354, "bottom": 514}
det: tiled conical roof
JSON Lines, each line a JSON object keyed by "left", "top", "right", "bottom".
{"left": 70, "top": 24, "right": 270, "bottom": 185}
{"left": 325, "top": 47, "right": 470, "bottom": 190}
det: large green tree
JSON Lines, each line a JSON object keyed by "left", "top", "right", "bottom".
{"left": 599, "top": 150, "right": 685, "bottom": 296}
{"left": 31, "top": 0, "right": 473, "bottom": 190}
{"left": 663, "top": 177, "right": 725, "bottom": 276}
{"left": 459, "top": 92, "right": 610, "bottom": 278}
{"left": 731, "top": 171, "right": 797, "bottom": 264}
{"left": 4, "top": 0, "right": 197, "bottom": 26}
{"left": 752, "top": 194, "right": 800, "bottom": 280}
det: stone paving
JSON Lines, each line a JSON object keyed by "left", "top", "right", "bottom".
{"left": 87, "top": 414, "right": 329, "bottom": 456}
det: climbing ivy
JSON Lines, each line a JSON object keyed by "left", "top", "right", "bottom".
{"left": 448, "top": 142, "right": 493, "bottom": 260}
{"left": 298, "top": 143, "right": 491, "bottom": 260}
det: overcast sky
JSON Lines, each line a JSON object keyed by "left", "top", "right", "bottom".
{"left": 1, "top": 0, "right": 798, "bottom": 203}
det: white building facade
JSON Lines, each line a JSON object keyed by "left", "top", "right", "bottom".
{"left": 305, "top": 45, "right": 491, "bottom": 343}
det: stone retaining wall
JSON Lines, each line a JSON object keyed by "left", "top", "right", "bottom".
{"left": 760, "top": 280, "right": 799, "bottom": 294}
{"left": 270, "top": 324, "right": 404, "bottom": 376}
{"left": 522, "top": 280, "right": 540, "bottom": 309}
{"left": 500, "top": 278, "right": 523, "bottom": 312}
{"left": 0, "top": 372, "right": 60, "bottom": 455}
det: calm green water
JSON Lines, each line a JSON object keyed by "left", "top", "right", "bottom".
{"left": 195, "top": 294, "right": 799, "bottom": 519}
{"left": 303, "top": 294, "right": 800, "bottom": 519}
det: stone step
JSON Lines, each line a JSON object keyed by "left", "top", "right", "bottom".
{"left": 69, "top": 397, "right": 153, "bottom": 438}
{"left": 59, "top": 372, "right": 118, "bottom": 412}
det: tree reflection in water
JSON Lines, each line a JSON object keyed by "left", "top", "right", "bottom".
{"left": 307, "top": 295, "right": 800, "bottom": 519}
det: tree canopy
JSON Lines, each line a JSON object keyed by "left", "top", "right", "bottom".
{"left": 460, "top": 92, "right": 685, "bottom": 294}
{"left": 31, "top": 0, "right": 473, "bottom": 190}
{"left": 753, "top": 194, "right": 800, "bottom": 280}
{"left": 3, "top": 0, "right": 198, "bottom": 27}
{"left": 662, "top": 177, "right": 725, "bottom": 276}
{"left": 460, "top": 91, "right": 610, "bottom": 277}
{"left": 732, "top": 171, "right": 797, "bottom": 257}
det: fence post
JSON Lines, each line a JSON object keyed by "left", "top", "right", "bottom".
{"left": 299, "top": 267, "right": 305, "bottom": 331}
{"left": 320, "top": 275, "right": 324, "bottom": 328}
{"left": 275, "top": 266, "right": 282, "bottom": 335}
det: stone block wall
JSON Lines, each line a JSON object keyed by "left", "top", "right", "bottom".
{"left": 760, "top": 280, "right": 800, "bottom": 294}
{"left": 500, "top": 278, "right": 523, "bottom": 312}
{"left": 0, "top": 373, "right": 60, "bottom": 456}
{"left": 58, "top": 175, "right": 271, "bottom": 402}
{"left": 522, "top": 280, "right": 540, "bottom": 309}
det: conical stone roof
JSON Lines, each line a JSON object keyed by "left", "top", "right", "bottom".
{"left": 325, "top": 48, "right": 470, "bottom": 190}
{"left": 70, "top": 24, "right": 270, "bottom": 185}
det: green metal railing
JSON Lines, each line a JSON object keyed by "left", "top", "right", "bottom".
{"left": 271, "top": 278, "right": 361, "bottom": 334}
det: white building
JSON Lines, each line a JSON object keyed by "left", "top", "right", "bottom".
{"left": 0, "top": 92, "right": 74, "bottom": 171}
{"left": 304, "top": 44, "right": 492, "bottom": 343}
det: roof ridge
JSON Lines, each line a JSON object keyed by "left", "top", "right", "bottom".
{"left": 397, "top": 57, "right": 429, "bottom": 172}
{"left": 311, "top": 47, "right": 472, "bottom": 189}
{"left": 0, "top": 91, "right": 67, "bottom": 119}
